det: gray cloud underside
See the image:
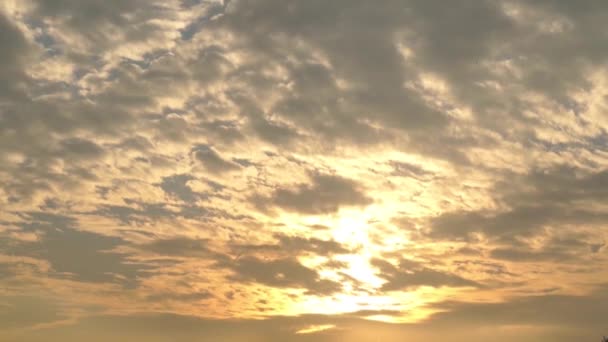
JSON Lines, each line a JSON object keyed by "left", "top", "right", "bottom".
{"left": 254, "top": 173, "right": 372, "bottom": 214}
{"left": 371, "top": 257, "right": 479, "bottom": 291}
{"left": 425, "top": 166, "right": 608, "bottom": 263}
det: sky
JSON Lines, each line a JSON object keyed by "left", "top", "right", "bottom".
{"left": 1, "top": 0, "right": 608, "bottom": 341}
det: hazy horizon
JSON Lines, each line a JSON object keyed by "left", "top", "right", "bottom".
{"left": 1, "top": 0, "right": 607, "bottom": 341}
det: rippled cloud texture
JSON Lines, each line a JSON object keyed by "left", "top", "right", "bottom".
{"left": 1, "top": 1, "right": 608, "bottom": 341}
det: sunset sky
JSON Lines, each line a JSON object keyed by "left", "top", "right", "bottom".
{"left": 1, "top": 0, "right": 608, "bottom": 341}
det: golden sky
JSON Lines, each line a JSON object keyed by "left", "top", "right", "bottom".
{"left": 1, "top": 0, "right": 608, "bottom": 341}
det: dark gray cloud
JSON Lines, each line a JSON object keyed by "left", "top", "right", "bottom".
{"left": 274, "top": 234, "right": 351, "bottom": 255}
{"left": 200, "top": 119, "right": 246, "bottom": 145}
{"left": 259, "top": 173, "right": 371, "bottom": 214}
{"left": 489, "top": 234, "right": 604, "bottom": 263}
{"left": 249, "top": 113, "right": 301, "bottom": 146}
{"left": 27, "top": 0, "right": 170, "bottom": 60}
{"left": 137, "top": 233, "right": 351, "bottom": 294}
{"left": 141, "top": 237, "right": 212, "bottom": 258}
{"left": 158, "top": 174, "right": 228, "bottom": 203}
{"left": 116, "top": 135, "right": 154, "bottom": 151}
{"left": 217, "top": 0, "right": 451, "bottom": 148}
{"left": 159, "top": 174, "right": 200, "bottom": 203}
{"left": 223, "top": 256, "right": 342, "bottom": 295}
{"left": 4, "top": 212, "right": 152, "bottom": 287}
{"left": 428, "top": 166, "right": 608, "bottom": 241}
{"left": 206, "top": 0, "right": 608, "bottom": 161}
{"left": 91, "top": 203, "right": 177, "bottom": 225}
{"left": 428, "top": 284, "right": 608, "bottom": 331}
{"left": 90, "top": 198, "right": 235, "bottom": 226}
{"left": 192, "top": 145, "right": 241, "bottom": 174}
{"left": 0, "top": 13, "right": 31, "bottom": 98}
{"left": 230, "top": 233, "right": 351, "bottom": 256}
{"left": 372, "top": 258, "right": 478, "bottom": 291}
{"left": 146, "top": 291, "right": 213, "bottom": 303}
{"left": 58, "top": 138, "right": 105, "bottom": 160}
{"left": 388, "top": 161, "right": 435, "bottom": 180}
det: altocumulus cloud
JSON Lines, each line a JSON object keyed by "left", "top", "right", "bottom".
{"left": 1, "top": 1, "right": 608, "bottom": 341}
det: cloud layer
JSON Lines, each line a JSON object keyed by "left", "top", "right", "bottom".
{"left": 1, "top": 0, "right": 608, "bottom": 340}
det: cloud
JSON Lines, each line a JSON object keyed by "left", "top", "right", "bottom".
{"left": 91, "top": 203, "right": 177, "bottom": 225}
{"left": 7, "top": 286, "right": 608, "bottom": 342}
{"left": 372, "top": 258, "right": 478, "bottom": 291}
{"left": 428, "top": 284, "right": 608, "bottom": 330}
{"left": 192, "top": 145, "right": 241, "bottom": 174}
{"left": 3, "top": 0, "right": 608, "bottom": 339}
{"left": 274, "top": 234, "right": 351, "bottom": 255}
{"left": 223, "top": 256, "right": 342, "bottom": 295}
{"left": 230, "top": 233, "right": 351, "bottom": 256}
{"left": 489, "top": 234, "right": 603, "bottom": 262}
{"left": 58, "top": 138, "right": 105, "bottom": 160}
{"left": 4, "top": 212, "right": 153, "bottom": 287}
{"left": 257, "top": 172, "right": 372, "bottom": 214}
{"left": 0, "top": 296, "right": 67, "bottom": 331}
{"left": 159, "top": 174, "right": 200, "bottom": 202}
{"left": 141, "top": 237, "right": 212, "bottom": 258}
{"left": 146, "top": 291, "right": 213, "bottom": 303}
{"left": 427, "top": 166, "right": 608, "bottom": 241}
{"left": 0, "top": 13, "right": 31, "bottom": 97}
{"left": 388, "top": 161, "right": 435, "bottom": 179}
